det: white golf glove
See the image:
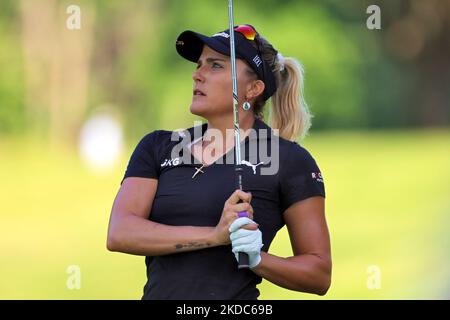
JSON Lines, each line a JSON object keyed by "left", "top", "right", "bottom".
{"left": 229, "top": 217, "right": 263, "bottom": 269}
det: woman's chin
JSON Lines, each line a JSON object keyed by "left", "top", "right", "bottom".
{"left": 190, "top": 102, "right": 209, "bottom": 117}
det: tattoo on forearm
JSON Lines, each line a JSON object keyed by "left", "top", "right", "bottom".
{"left": 175, "top": 242, "right": 211, "bottom": 250}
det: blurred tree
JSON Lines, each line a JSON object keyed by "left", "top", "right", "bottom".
{"left": 381, "top": 0, "right": 450, "bottom": 127}
{"left": 323, "top": 0, "right": 450, "bottom": 128}
{"left": 0, "top": 0, "right": 25, "bottom": 134}
{"left": 89, "top": 0, "right": 164, "bottom": 142}
{"left": 20, "top": 0, "right": 94, "bottom": 144}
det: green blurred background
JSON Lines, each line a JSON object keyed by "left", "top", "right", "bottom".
{"left": 1, "top": 0, "right": 449, "bottom": 299}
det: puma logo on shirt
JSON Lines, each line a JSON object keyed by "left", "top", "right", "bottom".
{"left": 241, "top": 160, "right": 265, "bottom": 174}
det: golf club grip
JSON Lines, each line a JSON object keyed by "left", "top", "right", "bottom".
{"left": 235, "top": 166, "right": 250, "bottom": 269}
{"left": 236, "top": 198, "right": 250, "bottom": 269}
{"left": 238, "top": 252, "right": 250, "bottom": 269}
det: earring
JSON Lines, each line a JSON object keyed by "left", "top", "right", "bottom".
{"left": 242, "top": 101, "right": 251, "bottom": 111}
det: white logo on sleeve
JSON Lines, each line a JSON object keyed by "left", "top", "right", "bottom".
{"left": 161, "top": 158, "right": 181, "bottom": 167}
{"left": 242, "top": 160, "right": 264, "bottom": 174}
{"left": 311, "top": 172, "right": 324, "bottom": 183}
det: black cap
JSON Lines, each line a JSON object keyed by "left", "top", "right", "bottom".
{"left": 176, "top": 25, "right": 277, "bottom": 101}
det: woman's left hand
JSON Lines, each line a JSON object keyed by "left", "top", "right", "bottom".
{"left": 229, "top": 217, "right": 263, "bottom": 269}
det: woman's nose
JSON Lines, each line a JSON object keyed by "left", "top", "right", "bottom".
{"left": 192, "top": 67, "right": 205, "bottom": 82}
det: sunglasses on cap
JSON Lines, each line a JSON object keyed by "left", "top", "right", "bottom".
{"left": 233, "top": 25, "right": 269, "bottom": 91}
{"left": 234, "top": 24, "right": 257, "bottom": 40}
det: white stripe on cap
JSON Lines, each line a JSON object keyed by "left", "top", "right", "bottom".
{"left": 212, "top": 32, "right": 230, "bottom": 38}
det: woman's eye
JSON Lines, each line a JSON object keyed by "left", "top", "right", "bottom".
{"left": 212, "top": 63, "right": 222, "bottom": 68}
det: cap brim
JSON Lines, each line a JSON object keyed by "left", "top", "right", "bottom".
{"left": 176, "top": 30, "right": 233, "bottom": 63}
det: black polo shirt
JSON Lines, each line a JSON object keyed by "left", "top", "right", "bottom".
{"left": 121, "top": 118, "right": 325, "bottom": 300}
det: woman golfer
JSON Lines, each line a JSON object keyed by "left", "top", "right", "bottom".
{"left": 107, "top": 24, "right": 331, "bottom": 300}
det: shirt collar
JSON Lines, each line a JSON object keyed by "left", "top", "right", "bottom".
{"left": 250, "top": 118, "right": 273, "bottom": 141}
{"left": 193, "top": 118, "right": 273, "bottom": 141}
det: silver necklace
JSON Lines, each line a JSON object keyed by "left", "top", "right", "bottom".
{"left": 189, "top": 135, "right": 207, "bottom": 179}
{"left": 192, "top": 164, "right": 205, "bottom": 179}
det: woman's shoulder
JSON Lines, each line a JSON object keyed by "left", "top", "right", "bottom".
{"left": 138, "top": 123, "right": 205, "bottom": 151}
{"left": 278, "top": 136, "right": 313, "bottom": 157}
{"left": 140, "top": 129, "right": 173, "bottom": 142}
{"left": 277, "top": 137, "right": 321, "bottom": 171}
{"left": 139, "top": 127, "right": 190, "bottom": 145}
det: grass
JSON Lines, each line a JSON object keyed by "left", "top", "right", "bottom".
{"left": 0, "top": 129, "right": 449, "bottom": 299}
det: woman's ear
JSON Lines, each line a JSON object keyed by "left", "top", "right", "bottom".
{"left": 246, "top": 79, "right": 265, "bottom": 102}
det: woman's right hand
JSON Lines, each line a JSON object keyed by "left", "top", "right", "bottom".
{"left": 212, "top": 189, "right": 258, "bottom": 246}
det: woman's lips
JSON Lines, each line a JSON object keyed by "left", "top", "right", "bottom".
{"left": 193, "top": 89, "right": 206, "bottom": 96}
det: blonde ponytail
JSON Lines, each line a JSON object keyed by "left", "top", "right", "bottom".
{"left": 270, "top": 57, "right": 312, "bottom": 142}
{"left": 250, "top": 34, "right": 313, "bottom": 142}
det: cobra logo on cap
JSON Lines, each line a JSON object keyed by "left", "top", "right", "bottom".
{"left": 213, "top": 32, "right": 230, "bottom": 38}
{"left": 253, "top": 55, "right": 262, "bottom": 67}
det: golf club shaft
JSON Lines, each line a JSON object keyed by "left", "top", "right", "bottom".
{"left": 228, "top": 0, "right": 250, "bottom": 269}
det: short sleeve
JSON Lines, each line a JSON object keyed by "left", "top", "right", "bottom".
{"left": 279, "top": 143, "right": 326, "bottom": 212}
{"left": 121, "top": 131, "right": 160, "bottom": 184}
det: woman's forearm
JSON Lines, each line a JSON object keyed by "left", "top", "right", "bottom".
{"left": 252, "top": 252, "right": 332, "bottom": 295}
{"left": 107, "top": 212, "right": 218, "bottom": 256}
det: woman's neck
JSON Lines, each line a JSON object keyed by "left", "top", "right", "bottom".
{"left": 204, "top": 114, "right": 255, "bottom": 148}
